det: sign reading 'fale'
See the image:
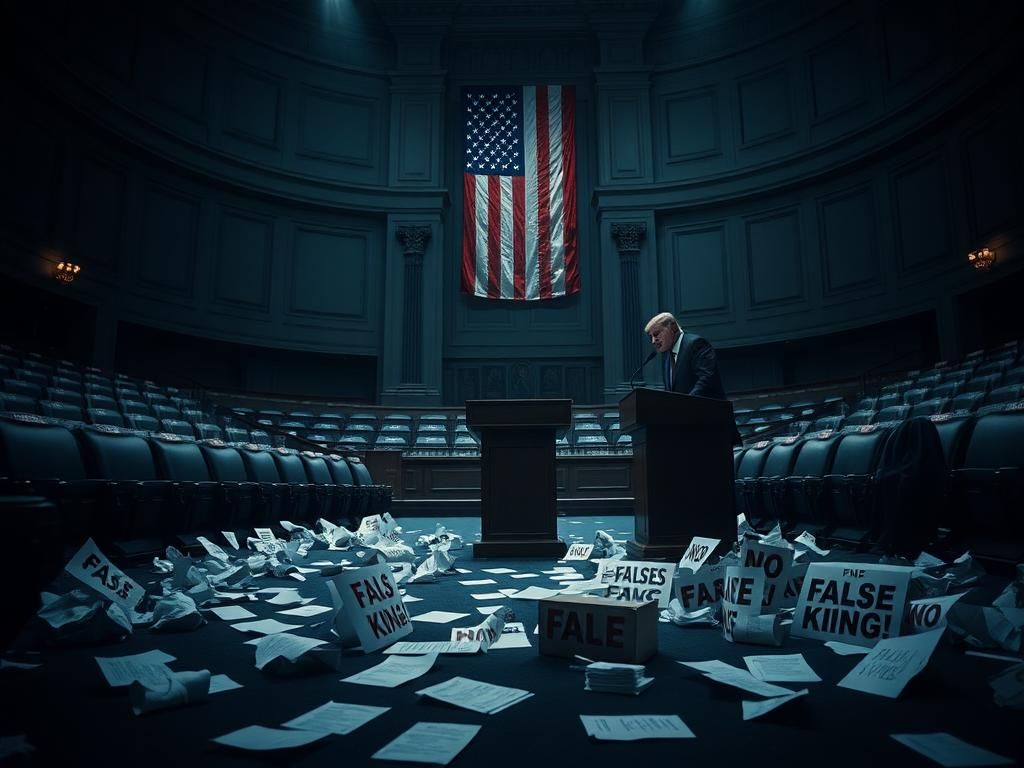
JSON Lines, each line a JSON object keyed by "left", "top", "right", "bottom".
{"left": 538, "top": 594, "right": 657, "bottom": 664}
{"left": 329, "top": 563, "right": 412, "bottom": 653}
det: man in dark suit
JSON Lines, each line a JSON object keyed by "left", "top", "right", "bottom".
{"left": 644, "top": 311, "right": 741, "bottom": 443}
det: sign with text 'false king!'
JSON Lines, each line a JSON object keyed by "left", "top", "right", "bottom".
{"left": 329, "top": 563, "right": 412, "bottom": 653}
{"left": 793, "top": 562, "right": 911, "bottom": 647}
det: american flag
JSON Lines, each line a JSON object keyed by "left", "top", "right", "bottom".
{"left": 461, "top": 85, "right": 579, "bottom": 301}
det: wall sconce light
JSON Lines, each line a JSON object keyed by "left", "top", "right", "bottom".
{"left": 54, "top": 261, "right": 82, "bottom": 284}
{"left": 967, "top": 247, "right": 995, "bottom": 271}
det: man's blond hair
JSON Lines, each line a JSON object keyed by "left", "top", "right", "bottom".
{"left": 644, "top": 311, "right": 681, "bottom": 334}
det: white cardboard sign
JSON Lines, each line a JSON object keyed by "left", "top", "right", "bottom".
{"left": 740, "top": 539, "right": 802, "bottom": 611}
{"left": 677, "top": 537, "right": 720, "bottom": 573}
{"left": 329, "top": 563, "right": 412, "bottom": 653}
{"left": 675, "top": 562, "right": 726, "bottom": 612}
{"left": 597, "top": 560, "right": 676, "bottom": 609}
{"left": 65, "top": 538, "right": 145, "bottom": 612}
{"left": 793, "top": 562, "right": 911, "bottom": 647}
{"left": 563, "top": 543, "right": 594, "bottom": 561}
{"left": 722, "top": 566, "right": 765, "bottom": 643}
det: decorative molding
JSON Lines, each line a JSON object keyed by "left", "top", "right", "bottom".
{"left": 396, "top": 225, "right": 431, "bottom": 258}
{"left": 610, "top": 222, "right": 646, "bottom": 256}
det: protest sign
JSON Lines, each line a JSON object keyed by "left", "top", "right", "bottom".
{"left": 793, "top": 562, "right": 911, "bottom": 646}
{"left": 677, "top": 537, "right": 720, "bottom": 573}
{"left": 65, "top": 538, "right": 145, "bottom": 612}
{"left": 597, "top": 560, "right": 676, "bottom": 609}
{"left": 722, "top": 566, "right": 765, "bottom": 643}
{"left": 740, "top": 539, "right": 800, "bottom": 611}
{"left": 563, "top": 543, "right": 594, "bottom": 561}
{"left": 675, "top": 561, "right": 727, "bottom": 613}
{"left": 329, "top": 563, "right": 412, "bottom": 653}
{"left": 906, "top": 592, "right": 966, "bottom": 634}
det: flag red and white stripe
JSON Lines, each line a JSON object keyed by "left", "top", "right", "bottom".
{"left": 461, "top": 85, "right": 578, "bottom": 301}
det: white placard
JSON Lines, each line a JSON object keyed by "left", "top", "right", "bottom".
{"left": 563, "top": 543, "right": 594, "bottom": 561}
{"left": 65, "top": 538, "right": 146, "bottom": 611}
{"left": 740, "top": 539, "right": 799, "bottom": 611}
{"left": 677, "top": 536, "right": 720, "bottom": 573}
{"left": 597, "top": 560, "right": 676, "bottom": 609}
{"left": 675, "top": 561, "right": 726, "bottom": 612}
{"left": 329, "top": 563, "right": 412, "bottom": 653}
{"left": 722, "top": 566, "right": 765, "bottom": 643}
{"left": 906, "top": 593, "right": 967, "bottom": 634}
{"left": 837, "top": 628, "right": 944, "bottom": 698}
{"left": 793, "top": 562, "right": 911, "bottom": 646}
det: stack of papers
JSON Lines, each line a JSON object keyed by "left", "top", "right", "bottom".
{"left": 416, "top": 676, "right": 533, "bottom": 714}
{"left": 584, "top": 662, "right": 654, "bottom": 695}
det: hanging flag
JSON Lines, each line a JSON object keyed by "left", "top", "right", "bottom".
{"left": 461, "top": 85, "right": 579, "bottom": 301}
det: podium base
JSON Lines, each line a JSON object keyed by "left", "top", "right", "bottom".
{"left": 473, "top": 539, "right": 568, "bottom": 558}
{"left": 625, "top": 539, "right": 685, "bottom": 562}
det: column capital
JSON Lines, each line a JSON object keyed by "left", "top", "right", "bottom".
{"left": 396, "top": 225, "right": 432, "bottom": 259}
{"left": 611, "top": 222, "right": 646, "bottom": 256}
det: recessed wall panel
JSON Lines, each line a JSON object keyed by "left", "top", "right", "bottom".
{"left": 892, "top": 155, "right": 951, "bottom": 272}
{"left": 289, "top": 226, "right": 367, "bottom": 318}
{"left": 139, "top": 184, "right": 198, "bottom": 297}
{"left": 74, "top": 158, "right": 126, "bottom": 272}
{"left": 819, "top": 185, "right": 879, "bottom": 293}
{"left": 670, "top": 225, "right": 729, "bottom": 314}
{"left": 664, "top": 88, "right": 720, "bottom": 162}
{"left": 215, "top": 209, "right": 273, "bottom": 311}
{"left": 298, "top": 87, "right": 375, "bottom": 166}
{"left": 745, "top": 208, "right": 803, "bottom": 307}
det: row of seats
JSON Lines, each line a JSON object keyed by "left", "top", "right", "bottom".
{"left": 0, "top": 414, "right": 391, "bottom": 560}
{"left": 732, "top": 411, "right": 1024, "bottom": 567}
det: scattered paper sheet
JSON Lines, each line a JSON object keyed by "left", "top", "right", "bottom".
{"left": 678, "top": 660, "right": 795, "bottom": 697}
{"left": 253, "top": 634, "right": 327, "bottom": 670}
{"left": 458, "top": 579, "right": 496, "bottom": 586}
{"left": 837, "top": 628, "right": 944, "bottom": 698}
{"left": 509, "top": 573, "right": 540, "bottom": 579}
{"left": 208, "top": 606, "right": 258, "bottom": 621}
{"left": 890, "top": 733, "right": 1015, "bottom": 767}
{"left": 0, "top": 660, "right": 40, "bottom": 671}
{"left": 265, "top": 591, "right": 310, "bottom": 607}
{"left": 403, "top": 595, "right": 424, "bottom": 603}
{"left": 212, "top": 725, "right": 328, "bottom": 751}
{"left": 282, "top": 701, "right": 389, "bottom": 735}
{"left": 416, "top": 676, "right": 532, "bottom": 714}
{"left": 277, "top": 605, "right": 333, "bottom": 617}
{"left": 475, "top": 606, "right": 504, "bottom": 615}
{"left": 411, "top": 611, "right": 470, "bottom": 624}
{"left": 742, "top": 689, "right": 809, "bottom": 720}
{"left": 509, "top": 586, "right": 562, "bottom": 600}
{"left": 209, "top": 674, "right": 242, "bottom": 694}
{"left": 372, "top": 722, "right": 480, "bottom": 765}
{"left": 342, "top": 652, "right": 439, "bottom": 688}
{"left": 579, "top": 714, "right": 695, "bottom": 741}
{"left": 826, "top": 641, "right": 871, "bottom": 656}
{"left": 489, "top": 622, "right": 532, "bottom": 650}
{"left": 95, "top": 650, "right": 176, "bottom": 688}
{"left": 229, "top": 619, "right": 303, "bottom": 635}
{"left": 743, "top": 654, "right": 821, "bottom": 683}
{"left": 222, "top": 531, "right": 240, "bottom": 549}
{"left": 470, "top": 592, "right": 508, "bottom": 601}
{"left": 384, "top": 641, "right": 481, "bottom": 655}
{"left": 481, "top": 568, "right": 517, "bottom": 574}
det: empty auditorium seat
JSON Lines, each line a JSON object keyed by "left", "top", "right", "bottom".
{"left": 823, "top": 426, "right": 891, "bottom": 546}
{"left": 160, "top": 419, "right": 196, "bottom": 438}
{"left": 75, "top": 425, "right": 174, "bottom": 558}
{"left": 149, "top": 434, "right": 222, "bottom": 548}
{"left": 844, "top": 410, "right": 875, "bottom": 426}
{"left": 875, "top": 404, "right": 910, "bottom": 423}
{"left": 39, "top": 400, "right": 84, "bottom": 422}
{"left": 4, "top": 378, "right": 42, "bottom": 400}
{"left": 985, "top": 384, "right": 1021, "bottom": 407}
{"left": 734, "top": 440, "right": 773, "bottom": 523}
{"left": 87, "top": 408, "right": 127, "bottom": 427}
{"left": 950, "top": 391, "right": 985, "bottom": 413}
{"left": 193, "top": 423, "right": 223, "bottom": 440}
{"left": 948, "top": 411, "right": 1024, "bottom": 568}
{"left": 0, "top": 392, "right": 39, "bottom": 414}
{"left": 908, "top": 398, "right": 948, "bottom": 418}
{"left": 751, "top": 438, "right": 803, "bottom": 531}
{"left": 346, "top": 456, "right": 391, "bottom": 517}
{"left": 224, "top": 426, "right": 250, "bottom": 443}
{"left": 781, "top": 432, "right": 841, "bottom": 535}
{"left": 902, "top": 388, "right": 930, "bottom": 406}
{"left": 960, "top": 373, "right": 1003, "bottom": 396}
{"left": 125, "top": 413, "right": 160, "bottom": 433}
{"left": 297, "top": 451, "right": 346, "bottom": 521}
{"left": 198, "top": 440, "right": 262, "bottom": 531}
{"left": 929, "top": 380, "right": 961, "bottom": 400}
{"left": 238, "top": 445, "right": 290, "bottom": 527}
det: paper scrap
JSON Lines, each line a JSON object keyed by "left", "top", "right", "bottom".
{"left": 229, "top": 619, "right": 303, "bottom": 635}
{"left": 579, "top": 714, "right": 695, "bottom": 741}
{"left": 890, "top": 733, "right": 1015, "bottom": 767}
{"left": 742, "top": 689, "right": 809, "bottom": 720}
{"left": 209, "top": 674, "right": 243, "bottom": 694}
{"left": 416, "top": 676, "right": 532, "bottom": 714}
{"left": 342, "top": 652, "right": 439, "bottom": 688}
{"left": 837, "top": 628, "right": 944, "bottom": 699}
{"left": 743, "top": 654, "right": 821, "bottom": 683}
{"left": 372, "top": 722, "right": 480, "bottom": 765}
{"left": 95, "top": 650, "right": 176, "bottom": 688}
{"left": 212, "top": 725, "right": 327, "bottom": 751}
{"left": 411, "top": 611, "right": 470, "bottom": 624}
{"left": 282, "top": 701, "right": 389, "bottom": 735}
{"left": 277, "top": 605, "right": 333, "bottom": 617}
{"left": 208, "top": 606, "right": 257, "bottom": 621}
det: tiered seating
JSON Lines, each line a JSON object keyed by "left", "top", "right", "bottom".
{"left": 0, "top": 413, "right": 391, "bottom": 560}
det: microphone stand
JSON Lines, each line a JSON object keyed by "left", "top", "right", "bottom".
{"left": 629, "top": 350, "right": 658, "bottom": 390}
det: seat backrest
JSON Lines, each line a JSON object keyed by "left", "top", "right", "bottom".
{"left": 0, "top": 392, "right": 40, "bottom": 415}
{"left": 346, "top": 457, "right": 374, "bottom": 486}
{"left": 199, "top": 442, "right": 248, "bottom": 482}
{"left": 986, "top": 384, "right": 1021, "bottom": 406}
{"left": 760, "top": 439, "right": 802, "bottom": 478}
{"left": 125, "top": 413, "right": 160, "bottom": 432}
{"left": 902, "top": 388, "right": 930, "bottom": 406}
{"left": 951, "top": 391, "right": 984, "bottom": 413}
{"left": 224, "top": 426, "right": 249, "bottom": 443}
{"left": 271, "top": 449, "right": 309, "bottom": 483}
{"left": 789, "top": 433, "right": 841, "bottom": 476}
{"left": 87, "top": 408, "right": 126, "bottom": 427}
{"left": 829, "top": 428, "right": 890, "bottom": 474}
{"left": 4, "top": 378, "right": 42, "bottom": 399}
{"left": 85, "top": 394, "right": 118, "bottom": 411}
{"left": 1003, "top": 367, "right": 1024, "bottom": 386}
{"left": 736, "top": 442, "right": 772, "bottom": 478}
{"left": 119, "top": 399, "right": 153, "bottom": 416}
{"left": 844, "top": 410, "right": 876, "bottom": 426}
{"left": 240, "top": 447, "right": 282, "bottom": 482}
{"left": 44, "top": 387, "right": 82, "bottom": 406}
{"left": 929, "top": 414, "right": 977, "bottom": 468}
{"left": 961, "top": 412, "right": 1024, "bottom": 469}
{"left": 876, "top": 405, "right": 910, "bottom": 423}
{"left": 149, "top": 436, "right": 212, "bottom": 481}
{"left": 962, "top": 373, "right": 1002, "bottom": 394}
{"left": 160, "top": 419, "right": 196, "bottom": 438}
{"left": 39, "top": 400, "right": 84, "bottom": 422}
{"left": 76, "top": 427, "right": 159, "bottom": 480}
{"left": 299, "top": 453, "right": 333, "bottom": 484}
{"left": 0, "top": 415, "right": 88, "bottom": 481}
{"left": 324, "top": 455, "right": 355, "bottom": 485}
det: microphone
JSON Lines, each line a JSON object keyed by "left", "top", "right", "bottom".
{"left": 629, "top": 350, "right": 657, "bottom": 390}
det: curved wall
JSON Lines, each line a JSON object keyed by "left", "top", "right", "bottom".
{"left": 1, "top": 0, "right": 1021, "bottom": 404}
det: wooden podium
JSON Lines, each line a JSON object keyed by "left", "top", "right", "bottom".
{"left": 467, "top": 399, "right": 571, "bottom": 558}
{"left": 619, "top": 388, "right": 736, "bottom": 561}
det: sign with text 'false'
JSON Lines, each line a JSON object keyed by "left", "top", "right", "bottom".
{"left": 330, "top": 563, "right": 412, "bottom": 653}
{"left": 793, "top": 563, "right": 911, "bottom": 647}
